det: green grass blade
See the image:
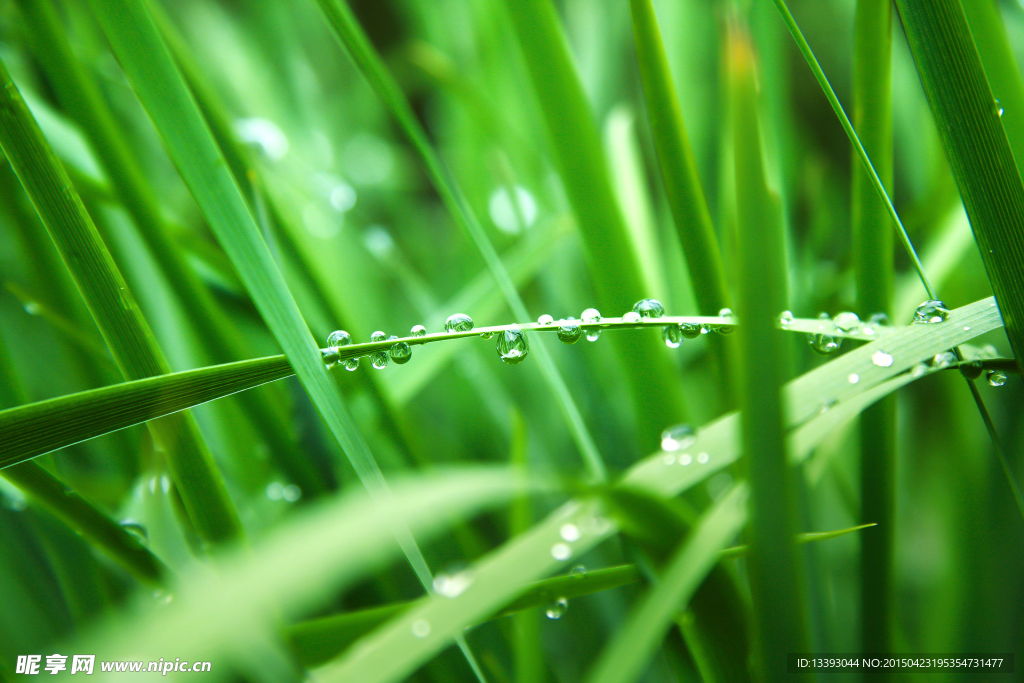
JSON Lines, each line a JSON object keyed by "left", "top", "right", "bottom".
{"left": 584, "top": 484, "right": 747, "bottom": 683}
{"left": 852, "top": 0, "right": 897, "bottom": 664}
{"left": 628, "top": 0, "right": 729, "bottom": 318}
{"left": 0, "top": 56, "right": 242, "bottom": 545}
{"left": 728, "top": 20, "right": 808, "bottom": 678}
{"left": 496, "top": 0, "right": 689, "bottom": 445}
{"left": 0, "top": 355, "right": 293, "bottom": 467}
{"left": 893, "top": 0, "right": 1024, "bottom": 375}
{"left": 312, "top": 0, "right": 606, "bottom": 481}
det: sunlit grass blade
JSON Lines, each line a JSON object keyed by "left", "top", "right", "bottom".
{"left": 0, "top": 355, "right": 292, "bottom": 467}
{"left": 852, "top": 0, "right": 897, "bottom": 664}
{"left": 313, "top": 299, "right": 1004, "bottom": 683}
{"left": 585, "top": 485, "right": 747, "bottom": 683}
{"left": 0, "top": 57, "right": 242, "bottom": 545}
{"left": 893, "top": 0, "right": 1024, "bottom": 375}
{"left": 312, "top": 0, "right": 606, "bottom": 480}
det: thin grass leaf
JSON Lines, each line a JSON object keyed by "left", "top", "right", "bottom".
{"left": 313, "top": 298, "right": 1004, "bottom": 683}
{"left": 893, "top": 0, "right": 1024, "bottom": 375}
{"left": 0, "top": 56, "right": 242, "bottom": 545}
{"left": 585, "top": 485, "right": 748, "bottom": 683}
{"left": 312, "top": 0, "right": 607, "bottom": 481}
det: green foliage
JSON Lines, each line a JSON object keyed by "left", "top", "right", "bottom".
{"left": 0, "top": 1, "right": 1021, "bottom": 682}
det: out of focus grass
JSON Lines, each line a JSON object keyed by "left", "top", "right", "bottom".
{"left": 0, "top": 1, "right": 1021, "bottom": 682}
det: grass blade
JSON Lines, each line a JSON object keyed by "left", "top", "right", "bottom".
{"left": 0, "top": 56, "right": 242, "bottom": 545}
{"left": 893, "top": 0, "right": 1024, "bottom": 375}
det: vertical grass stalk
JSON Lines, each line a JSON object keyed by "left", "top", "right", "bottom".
{"left": 728, "top": 19, "right": 808, "bottom": 680}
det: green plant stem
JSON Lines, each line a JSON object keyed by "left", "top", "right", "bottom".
{"left": 892, "top": 0, "right": 1024, "bottom": 377}
{"left": 729, "top": 18, "right": 808, "bottom": 680}
{"left": 0, "top": 57, "right": 243, "bottom": 545}
{"left": 852, "top": 0, "right": 896, "bottom": 666}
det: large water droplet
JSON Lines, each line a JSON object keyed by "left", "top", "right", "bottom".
{"left": 680, "top": 323, "right": 702, "bottom": 339}
{"left": 537, "top": 314, "right": 554, "bottom": 326}
{"left": 833, "top": 311, "right": 861, "bottom": 333}
{"left": 120, "top": 520, "right": 148, "bottom": 544}
{"left": 545, "top": 597, "right": 568, "bottom": 620}
{"left": 633, "top": 299, "right": 665, "bottom": 319}
{"left": 872, "top": 351, "right": 894, "bottom": 367}
{"left": 913, "top": 300, "right": 950, "bottom": 324}
{"left": 411, "top": 619, "right": 431, "bottom": 638}
{"left": 663, "top": 325, "right": 683, "bottom": 348}
{"left": 390, "top": 341, "right": 412, "bottom": 364}
{"left": 987, "top": 370, "right": 1008, "bottom": 387}
{"left": 808, "top": 333, "right": 841, "bottom": 355}
{"left": 557, "top": 318, "right": 582, "bottom": 344}
{"left": 444, "top": 313, "right": 474, "bottom": 333}
{"left": 622, "top": 311, "right": 641, "bottom": 323}
{"left": 661, "top": 424, "right": 696, "bottom": 451}
{"left": 581, "top": 308, "right": 601, "bottom": 323}
{"left": 496, "top": 328, "right": 529, "bottom": 365}
{"left": 411, "top": 324, "right": 427, "bottom": 337}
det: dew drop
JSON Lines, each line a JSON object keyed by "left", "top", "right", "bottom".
{"left": 622, "top": 311, "right": 641, "bottom": 323}
{"left": 581, "top": 308, "right": 601, "bottom": 323}
{"left": 833, "top": 311, "right": 861, "bottom": 333}
{"left": 411, "top": 619, "right": 431, "bottom": 638}
{"left": 560, "top": 523, "right": 580, "bottom": 542}
{"left": 808, "top": 333, "right": 841, "bottom": 355}
{"left": 848, "top": 373, "right": 860, "bottom": 384}
{"left": 538, "top": 314, "right": 554, "bottom": 326}
{"left": 913, "top": 300, "right": 950, "bottom": 324}
{"left": 411, "top": 324, "right": 427, "bottom": 337}
{"left": 987, "top": 370, "right": 1008, "bottom": 387}
{"left": 119, "top": 520, "right": 148, "bottom": 544}
{"left": 679, "top": 323, "right": 702, "bottom": 339}
{"left": 557, "top": 318, "right": 582, "bottom": 344}
{"left": 327, "top": 329, "right": 352, "bottom": 349}
{"left": 586, "top": 329, "right": 601, "bottom": 342}
{"left": 551, "top": 543, "right": 571, "bottom": 561}
{"left": 871, "top": 351, "right": 894, "bottom": 367}
{"left": 663, "top": 325, "right": 683, "bottom": 348}
{"left": 632, "top": 299, "right": 665, "bottom": 319}
{"left": 779, "top": 310, "right": 794, "bottom": 327}
{"left": 496, "top": 328, "right": 530, "bottom": 364}
{"left": 661, "top": 424, "right": 696, "bottom": 451}
{"left": 444, "top": 313, "right": 474, "bottom": 333}
{"left": 390, "top": 341, "right": 412, "bottom": 364}
{"left": 545, "top": 597, "right": 568, "bottom": 620}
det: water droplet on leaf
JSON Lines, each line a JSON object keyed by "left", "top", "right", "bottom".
{"left": 661, "top": 424, "right": 696, "bottom": 451}
{"left": 632, "top": 299, "right": 665, "bottom": 318}
{"left": 496, "top": 328, "right": 529, "bottom": 364}
{"left": 444, "top": 313, "right": 474, "bottom": 333}
{"left": 913, "top": 300, "right": 950, "bottom": 324}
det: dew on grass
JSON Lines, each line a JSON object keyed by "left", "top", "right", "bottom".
{"left": 581, "top": 308, "right": 601, "bottom": 323}
{"left": 680, "top": 323, "right": 702, "bottom": 339}
{"left": 411, "top": 619, "right": 431, "bottom": 638}
{"left": 538, "top": 314, "right": 554, "bottom": 325}
{"left": 661, "top": 424, "right": 696, "bottom": 451}
{"left": 560, "top": 523, "right": 580, "bottom": 542}
{"left": 558, "top": 318, "right": 582, "bottom": 344}
{"left": 663, "top": 325, "right": 683, "bottom": 348}
{"left": 390, "top": 341, "right": 412, "bottom": 364}
{"left": 622, "top": 311, "right": 641, "bottom": 323}
{"left": 551, "top": 543, "right": 571, "bottom": 561}
{"left": 872, "top": 351, "right": 894, "bottom": 367}
{"left": 833, "top": 311, "right": 861, "bottom": 333}
{"left": 545, "top": 597, "right": 568, "bottom": 620}
{"left": 808, "top": 333, "right": 841, "bottom": 355}
{"left": 445, "top": 313, "right": 474, "bottom": 333}
{"left": 633, "top": 298, "right": 665, "bottom": 318}
{"left": 411, "top": 324, "right": 427, "bottom": 337}
{"left": 119, "top": 520, "right": 148, "bottom": 544}
{"left": 496, "top": 328, "right": 529, "bottom": 365}
{"left": 987, "top": 370, "right": 1008, "bottom": 387}
{"left": 914, "top": 300, "right": 950, "bottom": 324}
